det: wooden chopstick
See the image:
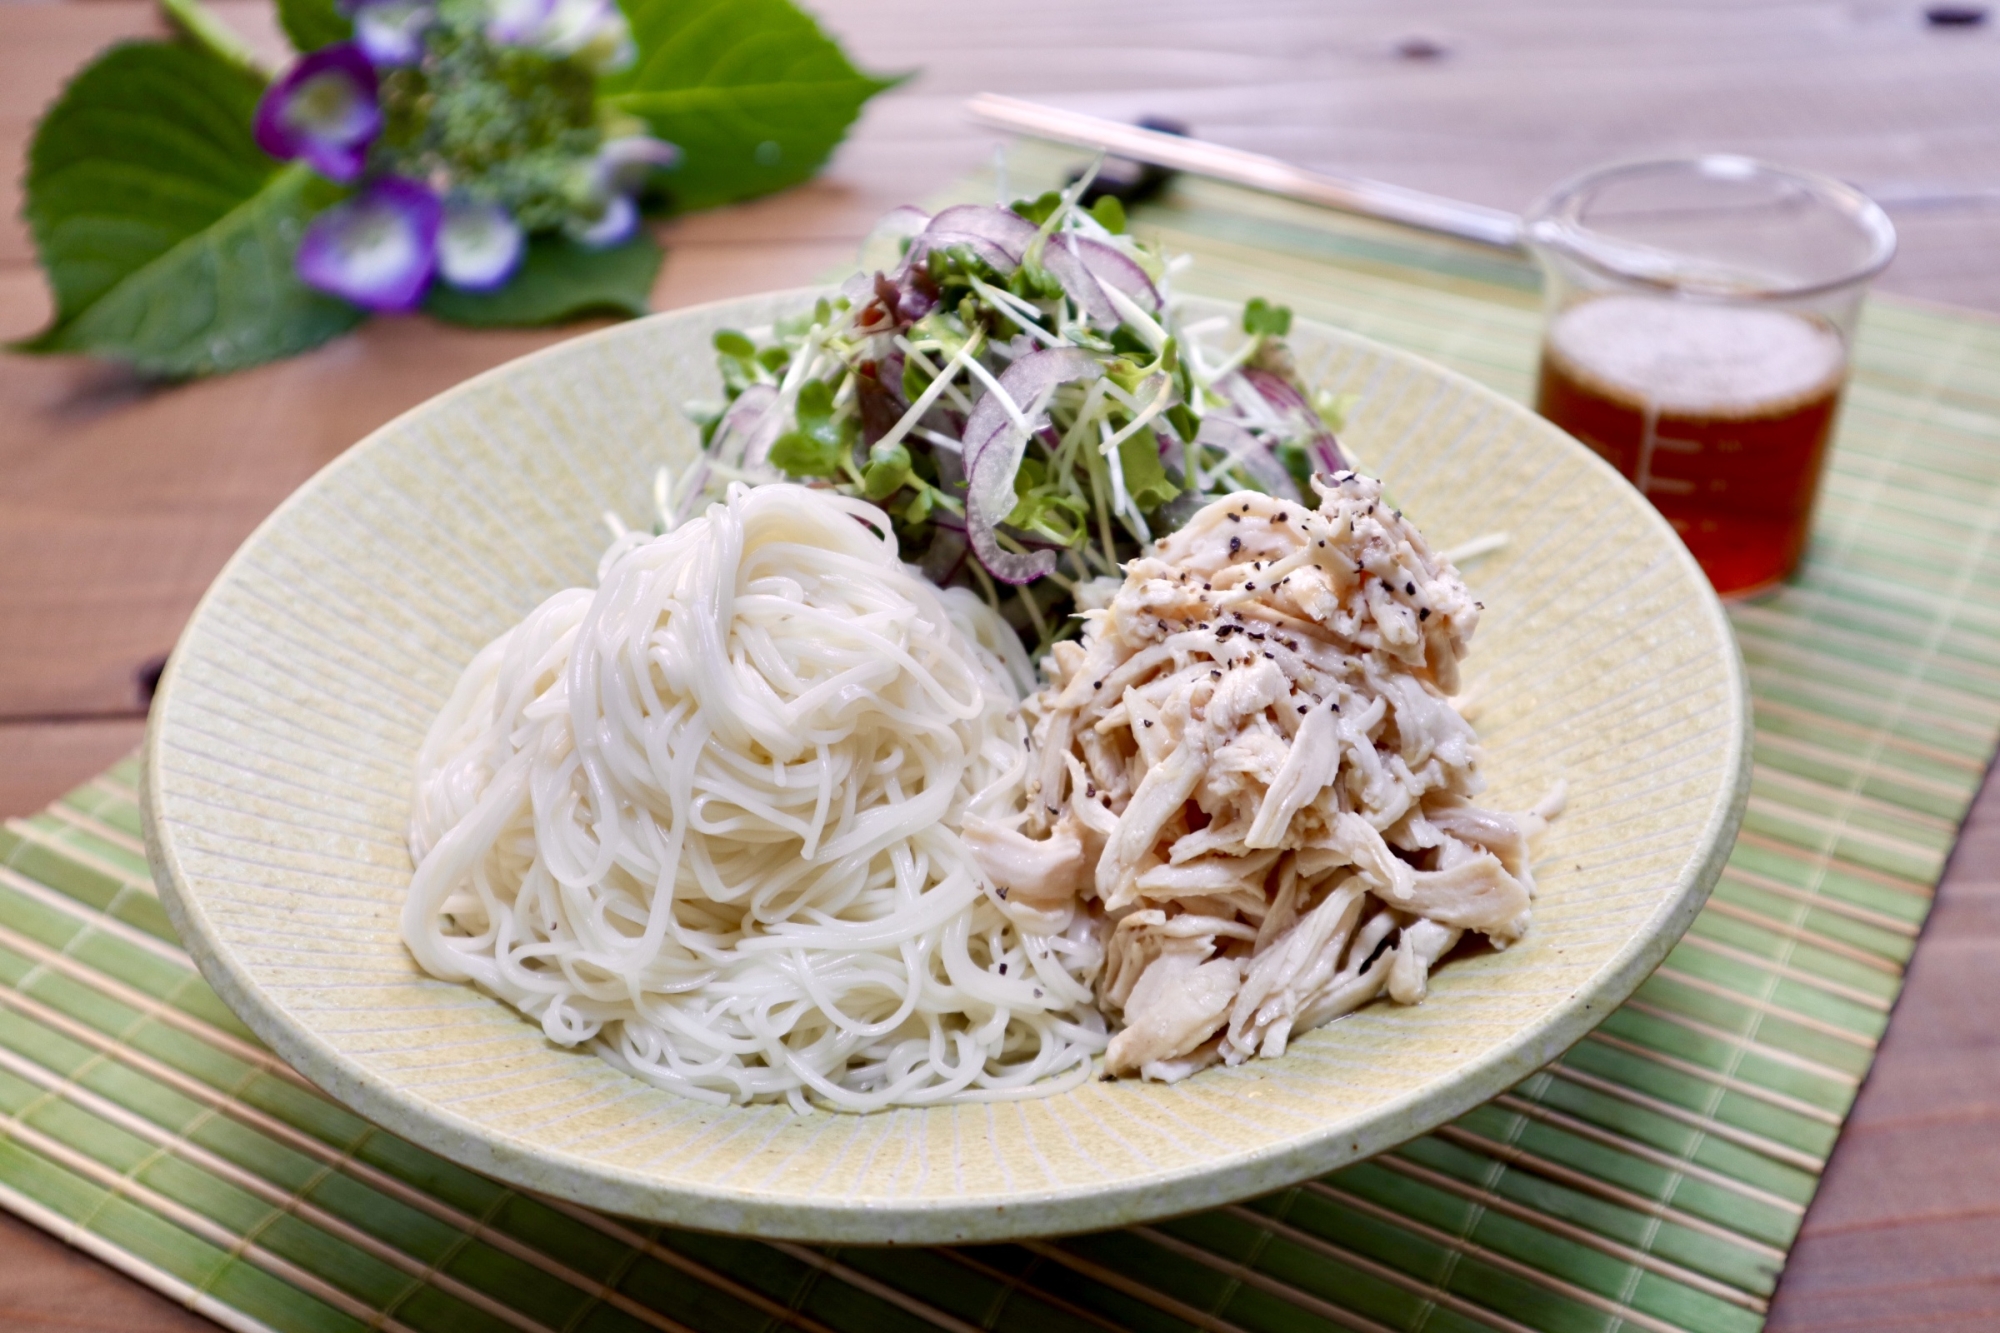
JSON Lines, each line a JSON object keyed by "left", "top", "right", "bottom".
{"left": 965, "top": 92, "right": 1527, "bottom": 253}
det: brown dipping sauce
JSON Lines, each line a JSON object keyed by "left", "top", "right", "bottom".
{"left": 1534, "top": 296, "right": 1846, "bottom": 597}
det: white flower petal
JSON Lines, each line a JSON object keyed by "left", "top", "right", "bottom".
{"left": 486, "top": 0, "right": 555, "bottom": 46}
{"left": 355, "top": 1, "right": 434, "bottom": 66}
{"left": 538, "top": 0, "right": 635, "bottom": 72}
{"left": 567, "top": 194, "right": 638, "bottom": 249}
{"left": 438, "top": 201, "right": 526, "bottom": 290}
{"left": 599, "top": 135, "right": 680, "bottom": 196}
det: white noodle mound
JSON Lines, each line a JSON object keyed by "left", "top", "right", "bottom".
{"left": 404, "top": 483, "right": 1106, "bottom": 1112}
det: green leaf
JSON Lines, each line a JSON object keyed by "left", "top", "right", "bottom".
{"left": 861, "top": 441, "right": 911, "bottom": 500}
{"left": 19, "top": 41, "right": 365, "bottom": 377}
{"left": 1004, "top": 483, "right": 1087, "bottom": 544}
{"left": 1243, "top": 296, "right": 1293, "bottom": 337}
{"left": 276, "top": 0, "right": 352, "bottom": 54}
{"left": 1277, "top": 441, "right": 1315, "bottom": 497}
{"left": 1315, "top": 388, "right": 1358, "bottom": 433}
{"left": 768, "top": 380, "right": 854, "bottom": 477}
{"left": 158, "top": 0, "right": 268, "bottom": 75}
{"left": 770, "top": 430, "right": 843, "bottom": 478}
{"left": 793, "top": 378, "right": 838, "bottom": 440}
{"left": 1010, "top": 191, "right": 1064, "bottom": 227}
{"left": 424, "top": 234, "right": 662, "bottom": 327}
{"left": 1120, "top": 427, "right": 1180, "bottom": 511}
{"left": 713, "top": 329, "right": 756, "bottom": 359}
{"left": 600, "top": 0, "right": 899, "bottom": 211}
{"left": 1090, "top": 196, "right": 1127, "bottom": 234}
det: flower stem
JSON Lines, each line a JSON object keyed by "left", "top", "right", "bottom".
{"left": 157, "top": 0, "right": 274, "bottom": 78}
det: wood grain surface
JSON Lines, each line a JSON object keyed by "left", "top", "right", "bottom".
{"left": 1764, "top": 776, "right": 2000, "bottom": 1333}
{"left": 3, "top": 0, "right": 1998, "bottom": 1326}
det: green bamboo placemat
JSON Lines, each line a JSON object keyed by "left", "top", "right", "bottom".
{"left": 5, "top": 159, "right": 2000, "bottom": 1332}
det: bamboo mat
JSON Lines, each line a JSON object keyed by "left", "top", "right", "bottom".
{"left": 5, "top": 160, "right": 2000, "bottom": 1333}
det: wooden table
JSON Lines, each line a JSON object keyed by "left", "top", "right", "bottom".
{"left": 4, "top": 2, "right": 1999, "bottom": 1327}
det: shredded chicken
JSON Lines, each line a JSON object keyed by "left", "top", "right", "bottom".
{"left": 968, "top": 473, "right": 1563, "bottom": 1081}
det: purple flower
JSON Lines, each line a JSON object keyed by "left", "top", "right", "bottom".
{"left": 296, "top": 177, "right": 441, "bottom": 311}
{"left": 563, "top": 135, "right": 676, "bottom": 249}
{"left": 485, "top": 0, "right": 557, "bottom": 45}
{"left": 567, "top": 193, "right": 638, "bottom": 249}
{"left": 438, "top": 199, "right": 525, "bottom": 290}
{"left": 598, "top": 135, "right": 681, "bottom": 195}
{"left": 488, "top": 0, "right": 634, "bottom": 73}
{"left": 348, "top": 0, "right": 435, "bottom": 67}
{"left": 253, "top": 44, "right": 382, "bottom": 183}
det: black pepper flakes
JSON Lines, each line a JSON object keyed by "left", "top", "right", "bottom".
{"left": 998, "top": 962, "right": 1008, "bottom": 975}
{"left": 1298, "top": 704, "right": 1310, "bottom": 714}
{"left": 1143, "top": 718, "right": 1154, "bottom": 727}
{"left": 1246, "top": 582, "right": 1257, "bottom": 591}
{"left": 1093, "top": 679, "right": 1104, "bottom": 689}
{"left": 1227, "top": 512, "right": 1241, "bottom": 522}
{"left": 1229, "top": 537, "right": 1242, "bottom": 554}
{"left": 1419, "top": 607, "right": 1431, "bottom": 621}
{"left": 1405, "top": 581, "right": 1416, "bottom": 595}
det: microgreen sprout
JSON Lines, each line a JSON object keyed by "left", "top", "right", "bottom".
{"left": 685, "top": 192, "right": 1346, "bottom": 651}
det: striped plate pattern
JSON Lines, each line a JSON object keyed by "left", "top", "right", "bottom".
{"left": 0, "top": 160, "right": 1985, "bottom": 1329}
{"left": 139, "top": 287, "right": 1744, "bottom": 1243}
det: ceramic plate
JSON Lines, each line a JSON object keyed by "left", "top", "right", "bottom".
{"left": 144, "top": 290, "right": 1749, "bottom": 1243}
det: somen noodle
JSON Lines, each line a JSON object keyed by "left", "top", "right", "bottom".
{"left": 404, "top": 483, "right": 1107, "bottom": 1112}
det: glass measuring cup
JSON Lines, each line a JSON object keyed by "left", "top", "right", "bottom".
{"left": 1526, "top": 156, "right": 1895, "bottom": 597}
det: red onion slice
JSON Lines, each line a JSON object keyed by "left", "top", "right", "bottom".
{"left": 963, "top": 347, "right": 1104, "bottom": 583}
{"left": 1243, "top": 368, "right": 1347, "bottom": 473}
{"left": 1075, "top": 237, "right": 1161, "bottom": 313}
{"left": 925, "top": 204, "right": 1040, "bottom": 260}
{"left": 906, "top": 204, "right": 1049, "bottom": 277}
{"left": 1040, "top": 233, "right": 1117, "bottom": 327}
{"left": 713, "top": 384, "right": 784, "bottom": 469}
{"left": 871, "top": 204, "right": 931, "bottom": 242}
{"left": 874, "top": 271, "right": 936, "bottom": 325}
{"left": 1196, "top": 416, "right": 1300, "bottom": 501}
{"left": 838, "top": 271, "right": 876, "bottom": 305}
